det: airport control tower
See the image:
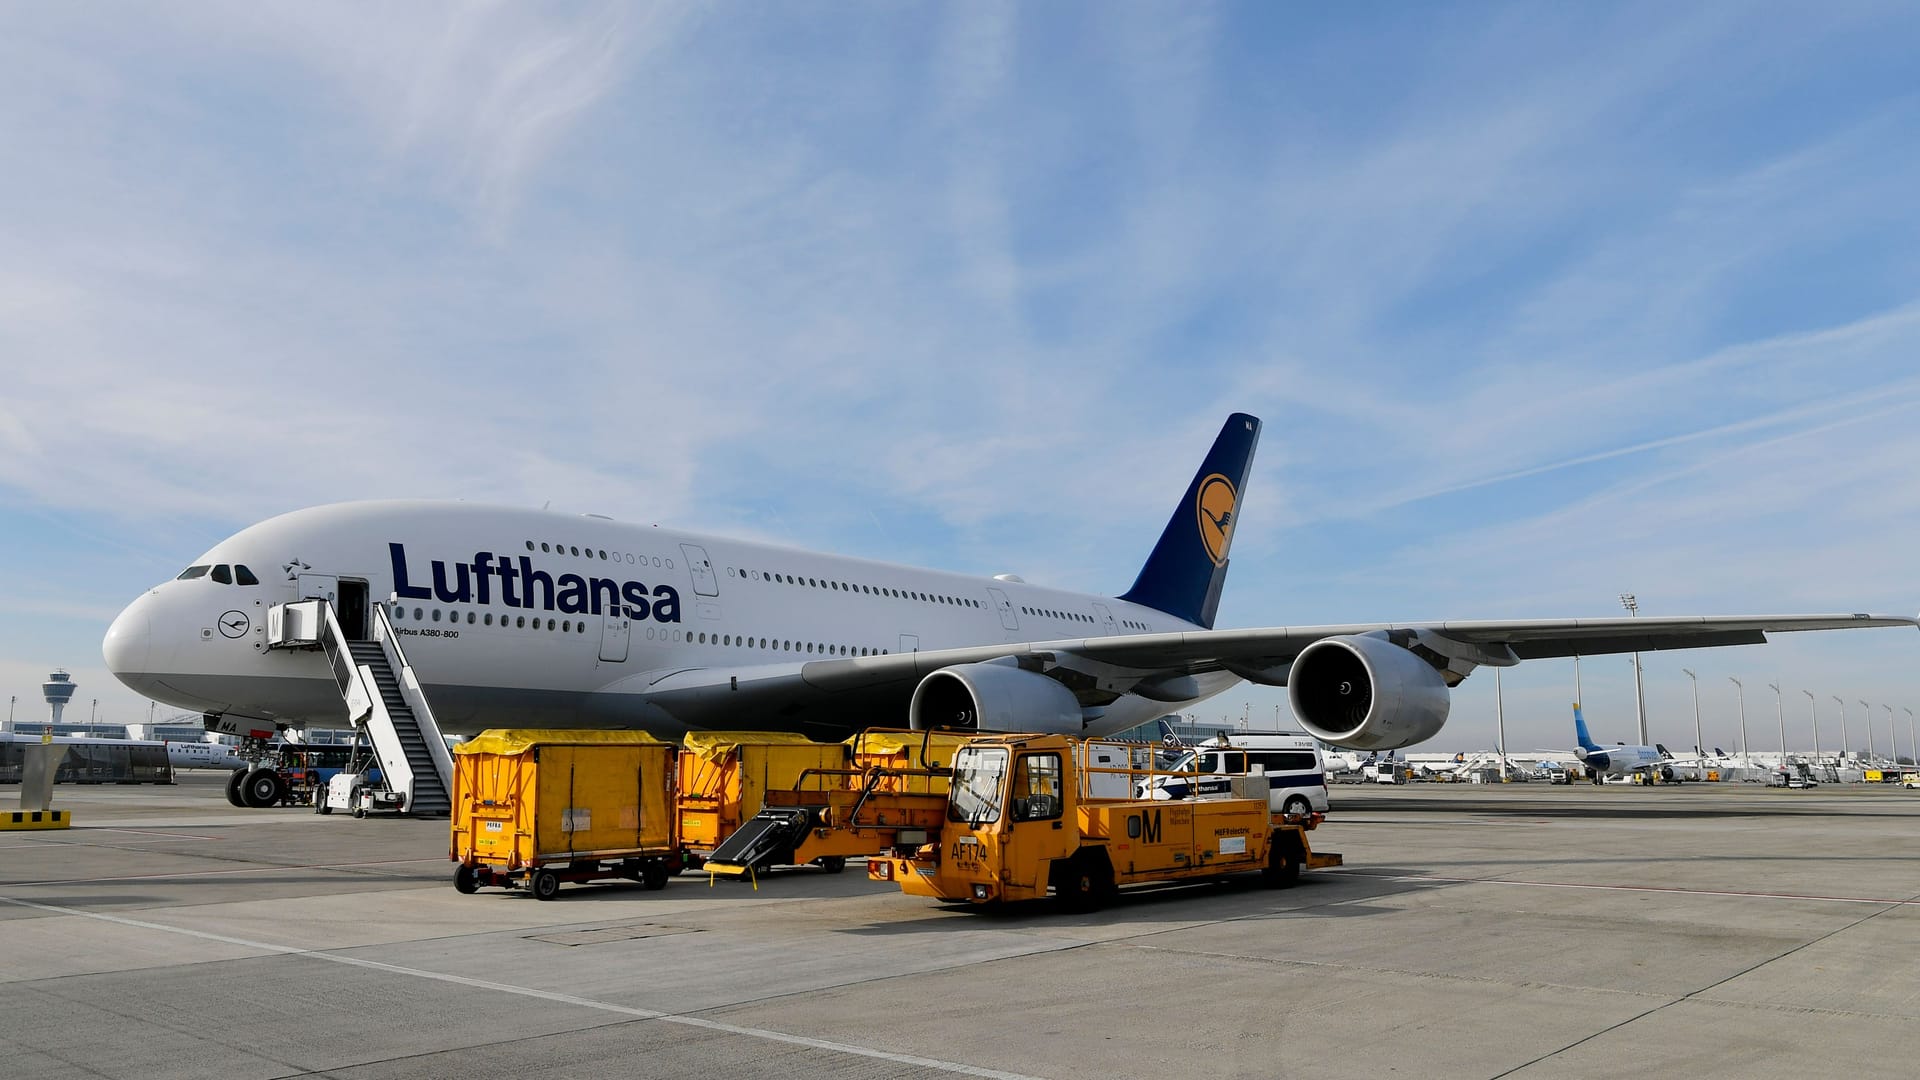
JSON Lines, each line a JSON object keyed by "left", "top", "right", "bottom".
{"left": 42, "top": 669, "right": 78, "bottom": 728}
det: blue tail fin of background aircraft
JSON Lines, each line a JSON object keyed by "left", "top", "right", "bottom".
{"left": 1156, "top": 718, "right": 1188, "bottom": 748}
{"left": 1573, "top": 703, "right": 1602, "bottom": 752}
{"left": 1119, "top": 413, "right": 1262, "bottom": 629}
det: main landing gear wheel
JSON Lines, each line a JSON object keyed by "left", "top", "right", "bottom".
{"left": 224, "top": 768, "right": 248, "bottom": 808}
{"left": 531, "top": 869, "right": 561, "bottom": 901}
{"left": 241, "top": 769, "right": 284, "bottom": 809}
{"left": 453, "top": 865, "right": 480, "bottom": 894}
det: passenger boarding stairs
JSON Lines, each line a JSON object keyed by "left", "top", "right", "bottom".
{"left": 266, "top": 599, "right": 454, "bottom": 816}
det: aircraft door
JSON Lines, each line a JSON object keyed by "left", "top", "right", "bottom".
{"left": 599, "top": 602, "right": 630, "bottom": 663}
{"left": 297, "top": 574, "right": 338, "bottom": 606}
{"left": 1091, "top": 602, "right": 1119, "bottom": 636}
{"left": 680, "top": 544, "right": 719, "bottom": 597}
{"left": 337, "top": 580, "right": 369, "bottom": 640}
{"left": 985, "top": 587, "right": 1019, "bottom": 631}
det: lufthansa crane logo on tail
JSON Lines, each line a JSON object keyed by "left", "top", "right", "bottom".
{"left": 1195, "top": 473, "right": 1237, "bottom": 566}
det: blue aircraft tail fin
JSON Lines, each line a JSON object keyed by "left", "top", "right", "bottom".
{"left": 1119, "top": 413, "right": 1262, "bottom": 629}
{"left": 1573, "top": 703, "right": 1602, "bottom": 752}
{"left": 1156, "top": 718, "right": 1188, "bottom": 749}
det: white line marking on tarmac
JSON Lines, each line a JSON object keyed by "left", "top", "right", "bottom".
{"left": 0, "top": 892, "right": 1043, "bottom": 1080}
{"left": 1349, "top": 870, "right": 1920, "bottom": 906}
{"left": 4, "top": 857, "right": 445, "bottom": 888}
{"left": 89, "top": 827, "right": 226, "bottom": 840}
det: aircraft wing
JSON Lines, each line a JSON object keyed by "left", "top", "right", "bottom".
{"left": 789, "top": 612, "right": 1918, "bottom": 691}
{"left": 615, "top": 612, "right": 1916, "bottom": 727}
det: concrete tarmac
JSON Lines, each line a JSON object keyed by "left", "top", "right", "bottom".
{"left": 3, "top": 775, "right": 1917, "bottom": 1079}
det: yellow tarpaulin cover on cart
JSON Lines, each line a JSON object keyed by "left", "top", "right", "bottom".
{"left": 681, "top": 730, "right": 828, "bottom": 763}
{"left": 454, "top": 729, "right": 666, "bottom": 757}
{"left": 844, "top": 730, "right": 970, "bottom": 763}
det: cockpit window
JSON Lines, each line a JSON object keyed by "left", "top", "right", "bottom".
{"left": 233, "top": 565, "right": 259, "bottom": 585}
{"left": 177, "top": 565, "right": 210, "bottom": 580}
{"left": 211, "top": 565, "right": 233, "bottom": 585}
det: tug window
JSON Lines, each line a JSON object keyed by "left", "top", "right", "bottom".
{"left": 1010, "top": 753, "right": 1064, "bottom": 821}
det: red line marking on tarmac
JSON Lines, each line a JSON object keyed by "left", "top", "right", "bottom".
{"left": 1355, "top": 870, "right": 1920, "bottom": 906}
{"left": 2, "top": 857, "right": 446, "bottom": 889}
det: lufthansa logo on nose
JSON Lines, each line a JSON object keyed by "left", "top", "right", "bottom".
{"left": 1194, "top": 473, "right": 1237, "bottom": 566}
{"left": 218, "top": 610, "right": 250, "bottom": 639}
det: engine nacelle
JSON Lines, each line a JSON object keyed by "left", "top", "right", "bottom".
{"left": 909, "top": 661, "right": 1085, "bottom": 735}
{"left": 1287, "top": 634, "right": 1450, "bottom": 751}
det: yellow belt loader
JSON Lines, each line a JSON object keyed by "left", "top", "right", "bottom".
{"left": 868, "top": 733, "right": 1341, "bottom": 911}
{"left": 701, "top": 763, "right": 951, "bottom": 881}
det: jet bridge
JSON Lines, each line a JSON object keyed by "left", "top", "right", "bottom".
{"left": 266, "top": 599, "right": 453, "bottom": 816}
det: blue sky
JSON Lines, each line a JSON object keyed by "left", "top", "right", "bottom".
{"left": 3, "top": 3, "right": 1918, "bottom": 755}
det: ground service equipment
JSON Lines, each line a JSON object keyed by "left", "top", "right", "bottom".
{"left": 450, "top": 730, "right": 679, "bottom": 899}
{"left": 869, "top": 733, "right": 1341, "bottom": 911}
{"left": 701, "top": 757, "right": 952, "bottom": 880}
{"left": 675, "top": 733, "right": 848, "bottom": 866}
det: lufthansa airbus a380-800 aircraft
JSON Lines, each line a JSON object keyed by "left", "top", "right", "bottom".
{"left": 102, "top": 414, "right": 1917, "bottom": 749}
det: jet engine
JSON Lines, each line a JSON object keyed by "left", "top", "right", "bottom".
{"left": 909, "top": 661, "right": 1085, "bottom": 735}
{"left": 1287, "top": 634, "right": 1450, "bottom": 751}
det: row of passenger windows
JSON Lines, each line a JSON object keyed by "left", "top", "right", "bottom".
{"left": 176, "top": 564, "right": 261, "bottom": 586}
{"left": 522, "top": 539, "right": 671, "bottom": 569}
{"left": 728, "top": 566, "right": 985, "bottom": 609}
{"left": 392, "top": 605, "right": 588, "bottom": 633}
{"left": 1023, "top": 605, "right": 1095, "bottom": 623}
{"left": 385, "top": 603, "right": 888, "bottom": 656}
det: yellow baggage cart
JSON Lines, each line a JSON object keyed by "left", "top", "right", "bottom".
{"left": 450, "top": 730, "right": 677, "bottom": 900}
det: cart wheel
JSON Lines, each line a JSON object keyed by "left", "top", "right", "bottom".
{"left": 316, "top": 795, "right": 332, "bottom": 816}
{"left": 531, "top": 869, "right": 561, "bottom": 901}
{"left": 1053, "top": 852, "right": 1114, "bottom": 914}
{"left": 1263, "top": 833, "right": 1302, "bottom": 888}
{"left": 816, "top": 856, "right": 847, "bottom": 875}
{"left": 352, "top": 806, "right": 367, "bottom": 819}
{"left": 454, "top": 864, "right": 481, "bottom": 894}
{"left": 641, "top": 861, "right": 669, "bottom": 891}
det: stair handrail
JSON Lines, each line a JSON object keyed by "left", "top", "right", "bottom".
{"left": 370, "top": 602, "right": 454, "bottom": 799}
{"left": 316, "top": 601, "right": 416, "bottom": 803}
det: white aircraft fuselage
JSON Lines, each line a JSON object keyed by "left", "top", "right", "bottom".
{"left": 104, "top": 500, "right": 1222, "bottom": 738}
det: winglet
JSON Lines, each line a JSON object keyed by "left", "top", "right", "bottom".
{"left": 1119, "top": 413, "right": 1262, "bottom": 628}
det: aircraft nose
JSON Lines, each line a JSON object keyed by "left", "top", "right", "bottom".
{"left": 103, "top": 595, "right": 153, "bottom": 685}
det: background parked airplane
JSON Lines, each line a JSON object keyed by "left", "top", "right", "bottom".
{"left": 1571, "top": 703, "right": 1671, "bottom": 783}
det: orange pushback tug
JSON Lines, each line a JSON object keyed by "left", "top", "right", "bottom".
{"left": 868, "top": 732, "right": 1341, "bottom": 910}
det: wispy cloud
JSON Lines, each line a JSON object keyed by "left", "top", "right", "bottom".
{"left": 4, "top": 5, "right": 1919, "bottom": 743}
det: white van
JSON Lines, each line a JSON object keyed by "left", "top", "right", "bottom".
{"left": 1139, "top": 734, "right": 1331, "bottom": 818}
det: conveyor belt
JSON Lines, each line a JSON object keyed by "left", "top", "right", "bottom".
{"left": 703, "top": 807, "right": 818, "bottom": 878}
